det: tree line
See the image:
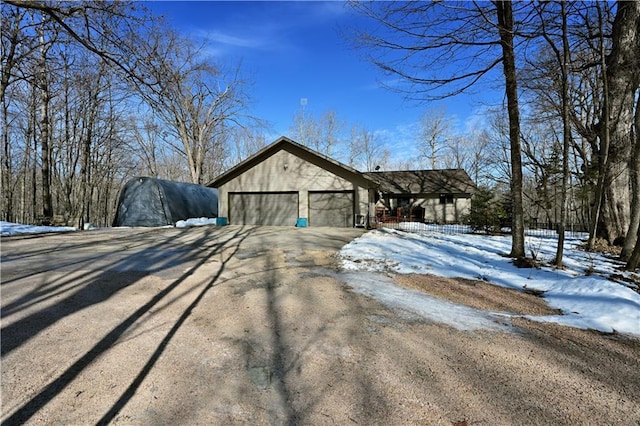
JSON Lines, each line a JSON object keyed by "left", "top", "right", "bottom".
{"left": 1, "top": 1, "right": 638, "bottom": 270}
{"left": 347, "top": 0, "right": 639, "bottom": 270}
{"left": 1, "top": 1, "right": 262, "bottom": 229}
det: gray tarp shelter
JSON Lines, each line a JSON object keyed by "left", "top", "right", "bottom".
{"left": 113, "top": 177, "right": 218, "bottom": 227}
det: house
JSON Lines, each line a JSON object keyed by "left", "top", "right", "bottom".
{"left": 364, "top": 169, "right": 477, "bottom": 224}
{"left": 207, "top": 136, "right": 476, "bottom": 227}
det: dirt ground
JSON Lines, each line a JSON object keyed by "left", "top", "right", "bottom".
{"left": 1, "top": 225, "right": 639, "bottom": 425}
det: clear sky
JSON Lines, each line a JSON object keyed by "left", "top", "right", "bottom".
{"left": 145, "top": 1, "right": 501, "bottom": 152}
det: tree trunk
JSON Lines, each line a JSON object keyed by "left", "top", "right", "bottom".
{"left": 623, "top": 93, "right": 640, "bottom": 259}
{"left": 555, "top": 0, "right": 571, "bottom": 268}
{"left": 621, "top": 3, "right": 640, "bottom": 258}
{"left": 598, "top": 1, "right": 639, "bottom": 246}
{"left": 39, "top": 22, "right": 53, "bottom": 221}
{"left": 626, "top": 235, "right": 640, "bottom": 270}
{"left": 31, "top": 112, "right": 37, "bottom": 223}
{"left": 2, "top": 96, "right": 13, "bottom": 222}
{"left": 587, "top": 2, "right": 611, "bottom": 251}
{"left": 496, "top": 0, "right": 525, "bottom": 259}
{"left": 80, "top": 76, "right": 102, "bottom": 229}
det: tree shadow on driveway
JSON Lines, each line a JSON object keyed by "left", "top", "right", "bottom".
{"left": 1, "top": 225, "right": 255, "bottom": 425}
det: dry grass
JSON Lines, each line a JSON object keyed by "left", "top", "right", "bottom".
{"left": 394, "top": 274, "right": 561, "bottom": 316}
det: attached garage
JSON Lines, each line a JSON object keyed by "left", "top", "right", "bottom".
{"left": 207, "top": 137, "right": 374, "bottom": 227}
{"left": 229, "top": 192, "right": 298, "bottom": 226}
{"left": 308, "top": 191, "right": 354, "bottom": 227}
{"left": 207, "top": 137, "right": 475, "bottom": 228}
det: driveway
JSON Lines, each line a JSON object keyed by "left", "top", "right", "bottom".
{"left": 1, "top": 225, "right": 639, "bottom": 425}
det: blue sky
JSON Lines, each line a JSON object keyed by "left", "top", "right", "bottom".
{"left": 145, "top": 1, "right": 500, "bottom": 152}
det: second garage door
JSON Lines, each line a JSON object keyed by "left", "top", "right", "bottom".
{"left": 229, "top": 192, "right": 298, "bottom": 226}
{"left": 309, "top": 191, "right": 354, "bottom": 227}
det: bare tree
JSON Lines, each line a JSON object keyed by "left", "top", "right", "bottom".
{"left": 586, "top": 1, "right": 639, "bottom": 250}
{"left": 226, "top": 127, "right": 268, "bottom": 166}
{"left": 1, "top": 1, "right": 164, "bottom": 226}
{"left": 348, "top": 126, "right": 390, "bottom": 172}
{"left": 134, "top": 30, "right": 250, "bottom": 184}
{"left": 418, "top": 108, "right": 451, "bottom": 169}
{"left": 36, "top": 13, "right": 54, "bottom": 221}
{"left": 291, "top": 108, "right": 344, "bottom": 157}
{"left": 1, "top": 0, "right": 166, "bottom": 226}
{"left": 527, "top": 0, "right": 573, "bottom": 267}
{"left": 3, "top": 1, "right": 160, "bottom": 95}
{"left": 625, "top": 87, "right": 640, "bottom": 270}
{"left": 603, "top": 1, "right": 640, "bottom": 253}
{"left": 130, "top": 117, "right": 164, "bottom": 178}
{"left": 348, "top": 0, "right": 528, "bottom": 258}
{"left": 495, "top": 0, "right": 526, "bottom": 258}
{"left": 464, "top": 129, "right": 495, "bottom": 187}
{"left": 0, "top": 6, "right": 28, "bottom": 220}
{"left": 0, "top": 5, "right": 41, "bottom": 109}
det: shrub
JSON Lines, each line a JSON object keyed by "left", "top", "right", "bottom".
{"left": 468, "top": 187, "right": 507, "bottom": 234}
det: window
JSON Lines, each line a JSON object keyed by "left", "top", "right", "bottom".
{"left": 398, "top": 197, "right": 412, "bottom": 208}
{"left": 439, "top": 194, "right": 454, "bottom": 205}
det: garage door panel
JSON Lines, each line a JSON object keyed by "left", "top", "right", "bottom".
{"left": 230, "top": 192, "right": 298, "bottom": 226}
{"left": 309, "top": 191, "right": 353, "bottom": 227}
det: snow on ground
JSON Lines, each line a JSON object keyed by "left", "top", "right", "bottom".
{"left": 175, "top": 217, "right": 217, "bottom": 228}
{"left": 3, "top": 220, "right": 638, "bottom": 336}
{"left": 0, "top": 221, "right": 77, "bottom": 236}
{"left": 0, "top": 218, "right": 218, "bottom": 236}
{"left": 339, "top": 225, "right": 640, "bottom": 337}
{"left": 341, "top": 271, "right": 514, "bottom": 332}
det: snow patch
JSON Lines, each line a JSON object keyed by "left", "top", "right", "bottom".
{"left": 1, "top": 221, "right": 77, "bottom": 236}
{"left": 341, "top": 272, "right": 513, "bottom": 332}
{"left": 175, "top": 217, "right": 217, "bottom": 228}
{"left": 339, "top": 228, "right": 640, "bottom": 336}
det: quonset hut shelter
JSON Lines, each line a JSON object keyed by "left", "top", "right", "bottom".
{"left": 112, "top": 177, "right": 218, "bottom": 227}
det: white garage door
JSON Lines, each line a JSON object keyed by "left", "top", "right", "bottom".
{"left": 229, "top": 192, "right": 298, "bottom": 226}
{"left": 309, "top": 191, "right": 354, "bottom": 227}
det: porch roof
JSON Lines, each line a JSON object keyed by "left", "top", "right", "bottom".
{"left": 364, "top": 169, "right": 476, "bottom": 195}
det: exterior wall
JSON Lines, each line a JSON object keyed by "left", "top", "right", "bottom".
{"left": 416, "top": 196, "right": 471, "bottom": 223}
{"left": 218, "top": 149, "right": 370, "bottom": 223}
{"left": 374, "top": 195, "right": 471, "bottom": 224}
{"left": 356, "top": 186, "right": 371, "bottom": 226}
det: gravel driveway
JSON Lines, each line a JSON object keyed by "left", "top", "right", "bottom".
{"left": 1, "top": 225, "right": 639, "bottom": 425}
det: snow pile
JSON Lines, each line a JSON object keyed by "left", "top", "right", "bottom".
{"left": 0, "top": 221, "right": 77, "bottom": 236}
{"left": 339, "top": 227, "right": 640, "bottom": 336}
{"left": 174, "top": 217, "right": 217, "bottom": 228}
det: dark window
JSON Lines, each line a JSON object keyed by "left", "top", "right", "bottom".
{"left": 398, "top": 197, "right": 412, "bottom": 208}
{"left": 439, "top": 194, "right": 454, "bottom": 205}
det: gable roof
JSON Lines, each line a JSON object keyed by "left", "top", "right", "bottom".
{"left": 206, "top": 136, "right": 374, "bottom": 188}
{"left": 363, "top": 169, "right": 477, "bottom": 195}
{"left": 207, "top": 136, "right": 477, "bottom": 195}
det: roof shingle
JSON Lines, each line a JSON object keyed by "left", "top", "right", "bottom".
{"left": 363, "top": 169, "right": 476, "bottom": 195}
